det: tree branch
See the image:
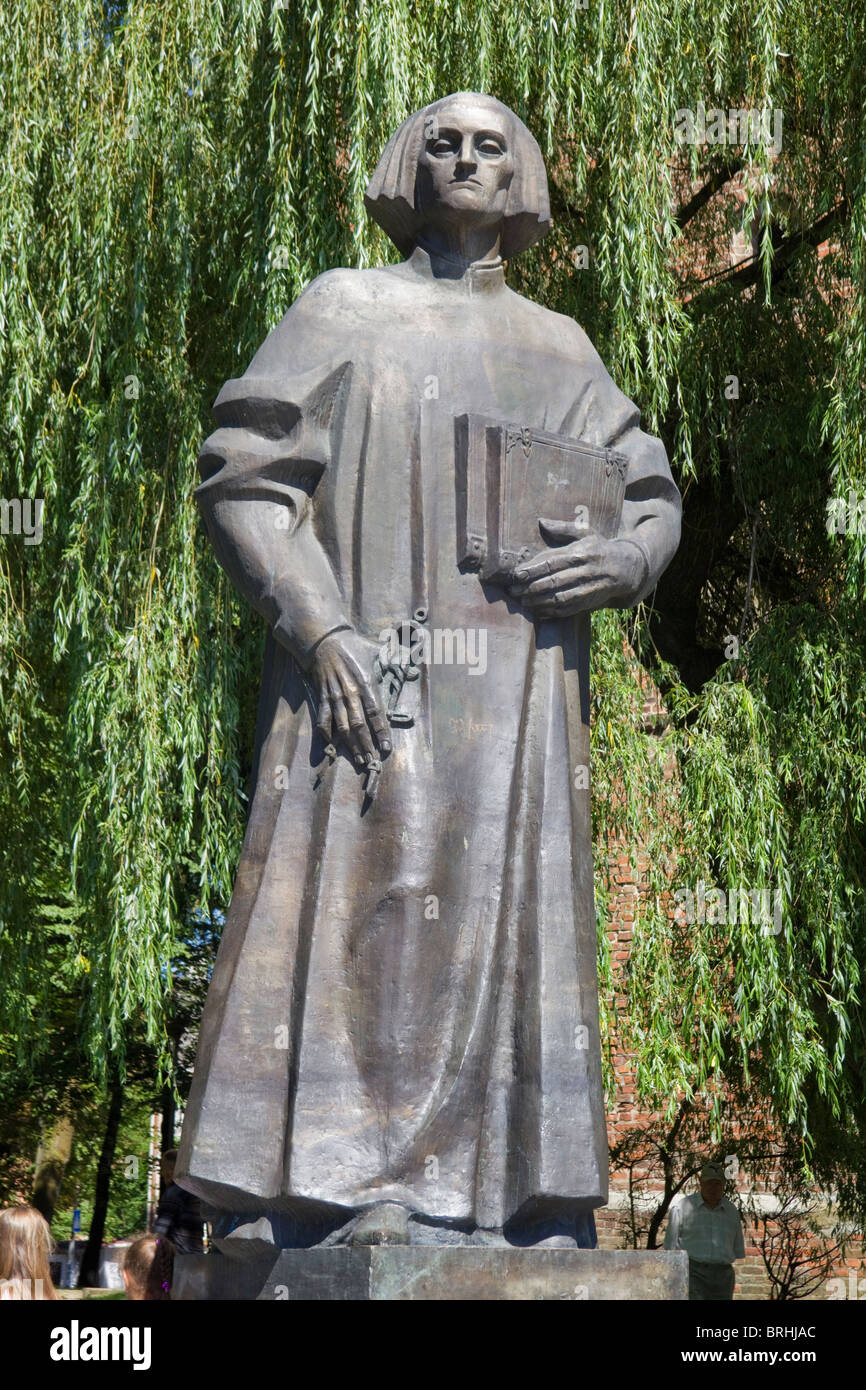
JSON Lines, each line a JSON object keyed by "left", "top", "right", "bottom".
{"left": 675, "top": 159, "right": 744, "bottom": 229}
{"left": 694, "top": 200, "right": 849, "bottom": 295}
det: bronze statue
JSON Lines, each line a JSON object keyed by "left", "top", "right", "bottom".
{"left": 177, "top": 93, "right": 681, "bottom": 1251}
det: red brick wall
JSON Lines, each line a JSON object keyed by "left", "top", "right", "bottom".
{"left": 597, "top": 841, "right": 865, "bottom": 1300}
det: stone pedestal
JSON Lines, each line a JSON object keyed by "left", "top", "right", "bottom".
{"left": 173, "top": 1247, "right": 688, "bottom": 1301}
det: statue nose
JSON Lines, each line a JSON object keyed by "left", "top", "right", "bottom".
{"left": 456, "top": 137, "right": 477, "bottom": 167}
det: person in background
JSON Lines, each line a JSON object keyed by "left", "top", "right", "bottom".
{"left": 152, "top": 1149, "right": 203, "bottom": 1254}
{"left": 123, "top": 1234, "right": 175, "bottom": 1300}
{"left": 0, "top": 1205, "right": 59, "bottom": 1300}
{"left": 664, "top": 1160, "right": 746, "bottom": 1300}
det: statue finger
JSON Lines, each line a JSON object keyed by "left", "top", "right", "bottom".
{"left": 360, "top": 684, "right": 392, "bottom": 755}
{"left": 327, "top": 680, "right": 354, "bottom": 749}
{"left": 354, "top": 722, "right": 378, "bottom": 767}
{"left": 537, "top": 517, "right": 592, "bottom": 543}
{"left": 510, "top": 552, "right": 554, "bottom": 584}
{"left": 348, "top": 710, "right": 376, "bottom": 764}
{"left": 339, "top": 685, "right": 374, "bottom": 767}
{"left": 533, "top": 585, "right": 594, "bottom": 617}
{"left": 316, "top": 695, "right": 334, "bottom": 744}
{"left": 514, "top": 566, "right": 584, "bottom": 599}
{"left": 512, "top": 551, "right": 587, "bottom": 588}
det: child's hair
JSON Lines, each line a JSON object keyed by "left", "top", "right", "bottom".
{"left": 123, "top": 1234, "right": 175, "bottom": 1300}
{"left": 0, "top": 1205, "right": 59, "bottom": 1300}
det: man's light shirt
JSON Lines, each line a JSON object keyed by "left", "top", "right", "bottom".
{"left": 664, "top": 1193, "right": 745, "bottom": 1264}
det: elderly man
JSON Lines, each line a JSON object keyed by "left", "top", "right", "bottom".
{"left": 664, "top": 1162, "right": 745, "bottom": 1300}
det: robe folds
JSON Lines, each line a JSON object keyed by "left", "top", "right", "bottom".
{"left": 177, "top": 246, "right": 681, "bottom": 1233}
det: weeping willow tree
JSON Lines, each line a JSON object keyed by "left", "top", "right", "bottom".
{"left": 1, "top": 1, "right": 864, "bottom": 1217}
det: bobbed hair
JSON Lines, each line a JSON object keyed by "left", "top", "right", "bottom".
{"left": 364, "top": 92, "right": 551, "bottom": 261}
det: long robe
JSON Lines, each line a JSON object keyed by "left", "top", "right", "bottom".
{"left": 177, "top": 246, "right": 681, "bottom": 1234}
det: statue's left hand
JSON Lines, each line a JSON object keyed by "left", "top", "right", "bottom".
{"left": 508, "top": 521, "right": 647, "bottom": 617}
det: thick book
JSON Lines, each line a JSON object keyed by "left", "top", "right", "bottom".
{"left": 455, "top": 414, "right": 628, "bottom": 583}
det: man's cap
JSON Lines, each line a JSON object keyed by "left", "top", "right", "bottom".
{"left": 700, "top": 1161, "right": 726, "bottom": 1183}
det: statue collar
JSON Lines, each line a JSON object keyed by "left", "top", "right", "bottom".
{"left": 406, "top": 244, "right": 506, "bottom": 294}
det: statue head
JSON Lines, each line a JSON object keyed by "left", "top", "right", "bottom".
{"left": 365, "top": 93, "right": 551, "bottom": 261}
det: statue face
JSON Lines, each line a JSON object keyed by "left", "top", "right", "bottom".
{"left": 416, "top": 102, "right": 514, "bottom": 232}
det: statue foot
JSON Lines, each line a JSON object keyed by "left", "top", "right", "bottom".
{"left": 351, "top": 1202, "right": 410, "bottom": 1246}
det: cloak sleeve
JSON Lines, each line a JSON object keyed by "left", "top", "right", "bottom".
{"left": 610, "top": 422, "right": 682, "bottom": 607}
{"left": 196, "top": 350, "right": 353, "bottom": 670}
{"left": 564, "top": 333, "right": 682, "bottom": 607}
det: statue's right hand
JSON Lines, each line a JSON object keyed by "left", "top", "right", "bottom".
{"left": 311, "top": 629, "right": 392, "bottom": 770}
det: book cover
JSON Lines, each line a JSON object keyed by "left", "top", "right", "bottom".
{"left": 455, "top": 414, "right": 628, "bottom": 583}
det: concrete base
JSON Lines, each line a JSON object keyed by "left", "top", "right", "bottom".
{"left": 173, "top": 1247, "right": 688, "bottom": 1301}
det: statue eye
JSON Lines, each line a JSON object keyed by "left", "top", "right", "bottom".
{"left": 477, "top": 138, "right": 505, "bottom": 157}
{"left": 429, "top": 138, "right": 457, "bottom": 156}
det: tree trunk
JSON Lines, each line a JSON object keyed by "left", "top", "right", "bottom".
{"left": 32, "top": 1115, "right": 75, "bottom": 1226}
{"left": 160, "top": 1081, "right": 176, "bottom": 1171}
{"left": 646, "top": 1100, "right": 693, "bottom": 1249}
{"left": 77, "top": 1076, "right": 123, "bottom": 1288}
